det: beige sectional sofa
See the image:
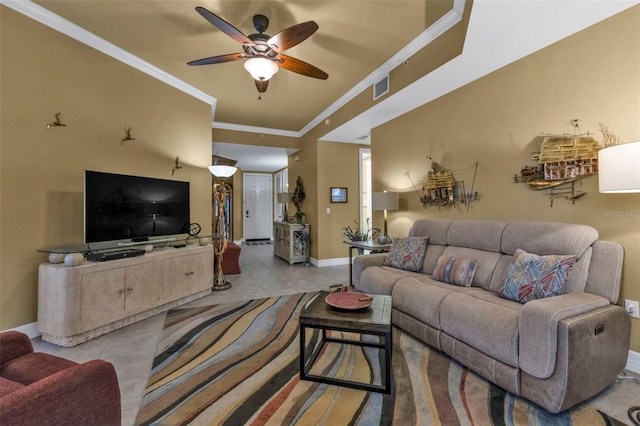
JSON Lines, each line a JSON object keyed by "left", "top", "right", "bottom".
{"left": 353, "top": 218, "right": 630, "bottom": 413}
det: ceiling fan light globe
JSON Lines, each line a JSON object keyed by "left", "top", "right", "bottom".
{"left": 244, "top": 58, "right": 278, "bottom": 81}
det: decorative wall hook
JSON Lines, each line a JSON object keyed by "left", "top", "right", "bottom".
{"left": 121, "top": 126, "right": 135, "bottom": 144}
{"left": 172, "top": 156, "right": 182, "bottom": 176}
{"left": 46, "top": 113, "right": 66, "bottom": 128}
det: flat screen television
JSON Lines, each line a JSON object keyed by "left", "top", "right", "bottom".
{"left": 85, "top": 170, "right": 190, "bottom": 243}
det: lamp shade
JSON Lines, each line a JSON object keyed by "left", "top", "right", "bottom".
{"left": 244, "top": 58, "right": 279, "bottom": 81}
{"left": 598, "top": 141, "right": 640, "bottom": 193}
{"left": 208, "top": 165, "right": 237, "bottom": 178}
{"left": 277, "top": 192, "right": 292, "bottom": 203}
{"left": 372, "top": 192, "right": 399, "bottom": 211}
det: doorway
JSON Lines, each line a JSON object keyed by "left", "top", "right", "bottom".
{"left": 243, "top": 172, "right": 273, "bottom": 240}
{"left": 360, "top": 148, "right": 372, "bottom": 229}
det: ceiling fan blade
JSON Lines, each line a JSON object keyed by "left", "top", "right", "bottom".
{"left": 187, "top": 53, "right": 245, "bottom": 66}
{"left": 254, "top": 79, "right": 269, "bottom": 93}
{"left": 195, "top": 6, "right": 254, "bottom": 46}
{"left": 277, "top": 54, "right": 328, "bottom": 80}
{"left": 267, "top": 21, "right": 318, "bottom": 52}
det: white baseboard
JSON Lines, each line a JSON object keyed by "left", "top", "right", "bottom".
{"left": 626, "top": 350, "right": 640, "bottom": 374}
{"left": 6, "top": 322, "right": 40, "bottom": 339}
{"left": 315, "top": 257, "right": 349, "bottom": 267}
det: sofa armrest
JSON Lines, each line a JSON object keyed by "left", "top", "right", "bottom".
{"left": 519, "top": 293, "right": 609, "bottom": 379}
{"left": 0, "top": 332, "right": 34, "bottom": 367}
{"left": 353, "top": 253, "right": 387, "bottom": 289}
{"left": 0, "top": 360, "right": 121, "bottom": 426}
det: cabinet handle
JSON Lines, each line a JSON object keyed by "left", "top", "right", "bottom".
{"left": 127, "top": 287, "right": 134, "bottom": 293}
{"left": 185, "top": 271, "right": 195, "bottom": 276}
{"left": 118, "top": 289, "right": 125, "bottom": 295}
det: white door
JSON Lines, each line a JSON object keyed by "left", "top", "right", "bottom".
{"left": 243, "top": 173, "right": 273, "bottom": 240}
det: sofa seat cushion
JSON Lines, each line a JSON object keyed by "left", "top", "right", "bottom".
{"left": 358, "top": 266, "right": 421, "bottom": 295}
{"left": 392, "top": 276, "right": 473, "bottom": 329}
{"left": 0, "top": 377, "right": 24, "bottom": 397}
{"left": 3, "top": 353, "right": 77, "bottom": 385}
{"left": 440, "top": 290, "right": 522, "bottom": 367}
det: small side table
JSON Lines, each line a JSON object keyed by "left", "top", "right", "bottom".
{"left": 348, "top": 240, "right": 392, "bottom": 288}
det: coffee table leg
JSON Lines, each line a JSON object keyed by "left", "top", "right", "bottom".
{"left": 384, "top": 328, "right": 392, "bottom": 394}
{"left": 299, "top": 324, "right": 307, "bottom": 379}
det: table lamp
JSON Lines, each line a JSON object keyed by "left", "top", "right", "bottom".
{"left": 372, "top": 191, "right": 399, "bottom": 244}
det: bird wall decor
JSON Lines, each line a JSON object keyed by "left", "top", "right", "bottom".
{"left": 46, "top": 113, "right": 66, "bottom": 128}
{"left": 121, "top": 126, "right": 135, "bottom": 144}
{"left": 172, "top": 156, "right": 183, "bottom": 176}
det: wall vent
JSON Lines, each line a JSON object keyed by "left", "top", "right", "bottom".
{"left": 373, "top": 75, "right": 389, "bottom": 101}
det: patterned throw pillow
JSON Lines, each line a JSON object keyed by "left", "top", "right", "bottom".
{"left": 383, "top": 237, "right": 428, "bottom": 272}
{"left": 431, "top": 256, "right": 477, "bottom": 287}
{"left": 499, "top": 249, "right": 576, "bottom": 303}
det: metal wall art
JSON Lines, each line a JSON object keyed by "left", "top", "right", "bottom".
{"left": 407, "top": 159, "right": 479, "bottom": 212}
{"left": 512, "top": 120, "right": 603, "bottom": 206}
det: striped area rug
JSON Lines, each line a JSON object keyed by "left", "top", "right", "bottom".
{"left": 135, "top": 292, "right": 622, "bottom": 425}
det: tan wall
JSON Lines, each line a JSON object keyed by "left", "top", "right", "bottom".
{"left": 0, "top": 8, "right": 213, "bottom": 329}
{"left": 316, "top": 142, "right": 368, "bottom": 260}
{"left": 372, "top": 7, "right": 640, "bottom": 351}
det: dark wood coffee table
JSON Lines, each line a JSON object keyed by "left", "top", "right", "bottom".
{"left": 299, "top": 291, "right": 392, "bottom": 393}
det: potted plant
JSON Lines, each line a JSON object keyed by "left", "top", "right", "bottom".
{"left": 342, "top": 219, "right": 380, "bottom": 253}
{"left": 292, "top": 176, "right": 305, "bottom": 224}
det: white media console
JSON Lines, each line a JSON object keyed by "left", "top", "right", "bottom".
{"left": 38, "top": 244, "right": 213, "bottom": 347}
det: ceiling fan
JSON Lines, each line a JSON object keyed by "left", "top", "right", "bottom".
{"left": 188, "top": 6, "right": 329, "bottom": 97}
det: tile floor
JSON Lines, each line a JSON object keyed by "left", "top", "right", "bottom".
{"left": 31, "top": 243, "right": 639, "bottom": 425}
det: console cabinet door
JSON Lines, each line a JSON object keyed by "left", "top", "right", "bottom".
{"left": 124, "top": 261, "right": 162, "bottom": 315}
{"left": 81, "top": 268, "right": 126, "bottom": 329}
{"left": 161, "top": 251, "right": 212, "bottom": 303}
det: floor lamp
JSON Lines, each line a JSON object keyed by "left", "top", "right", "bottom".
{"left": 372, "top": 191, "right": 399, "bottom": 244}
{"left": 209, "top": 163, "right": 237, "bottom": 291}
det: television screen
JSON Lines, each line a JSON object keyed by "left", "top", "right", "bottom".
{"left": 85, "top": 171, "right": 190, "bottom": 243}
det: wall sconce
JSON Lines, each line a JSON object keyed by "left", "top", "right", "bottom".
{"left": 46, "top": 113, "right": 66, "bottom": 128}
{"left": 172, "top": 157, "right": 182, "bottom": 176}
{"left": 121, "top": 126, "right": 135, "bottom": 144}
{"left": 598, "top": 141, "right": 640, "bottom": 193}
{"left": 372, "top": 191, "right": 399, "bottom": 243}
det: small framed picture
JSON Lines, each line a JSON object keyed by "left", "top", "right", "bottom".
{"left": 330, "top": 187, "right": 348, "bottom": 203}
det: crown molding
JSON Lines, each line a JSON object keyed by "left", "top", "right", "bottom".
{"left": 1, "top": 0, "right": 217, "bottom": 110}
{"left": 212, "top": 121, "right": 299, "bottom": 138}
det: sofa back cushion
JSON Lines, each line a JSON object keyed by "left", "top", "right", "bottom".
{"left": 501, "top": 221, "right": 598, "bottom": 257}
{"left": 409, "top": 218, "right": 452, "bottom": 244}
{"left": 420, "top": 244, "right": 447, "bottom": 275}
{"left": 447, "top": 220, "right": 507, "bottom": 252}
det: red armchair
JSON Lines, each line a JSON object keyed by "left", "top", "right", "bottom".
{"left": 0, "top": 331, "right": 121, "bottom": 426}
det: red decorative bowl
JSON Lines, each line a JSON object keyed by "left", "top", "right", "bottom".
{"left": 325, "top": 292, "right": 373, "bottom": 311}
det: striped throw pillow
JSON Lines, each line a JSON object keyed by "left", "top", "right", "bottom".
{"left": 431, "top": 256, "right": 477, "bottom": 287}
